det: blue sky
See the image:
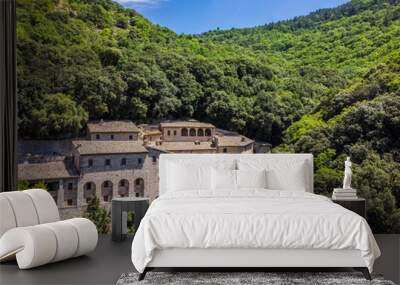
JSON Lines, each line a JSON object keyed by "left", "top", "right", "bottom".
{"left": 115, "top": 0, "right": 350, "bottom": 34}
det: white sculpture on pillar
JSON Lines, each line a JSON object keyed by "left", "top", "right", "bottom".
{"left": 332, "top": 157, "right": 357, "bottom": 199}
{"left": 342, "top": 156, "right": 352, "bottom": 189}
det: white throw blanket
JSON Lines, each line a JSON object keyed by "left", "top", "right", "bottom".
{"left": 131, "top": 190, "right": 380, "bottom": 273}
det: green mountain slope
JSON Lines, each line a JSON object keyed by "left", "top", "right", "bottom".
{"left": 17, "top": 0, "right": 350, "bottom": 144}
{"left": 202, "top": 0, "right": 400, "bottom": 77}
{"left": 16, "top": 0, "right": 400, "bottom": 232}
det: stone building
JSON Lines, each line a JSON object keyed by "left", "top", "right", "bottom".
{"left": 159, "top": 121, "right": 215, "bottom": 142}
{"left": 148, "top": 141, "right": 217, "bottom": 154}
{"left": 18, "top": 159, "right": 80, "bottom": 208}
{"left": 87, "top": 120, "right": 140, "bottom": 141}
{"left": 139, "top": 124, "right": 162, "bottom": 142}
{"left": 215, "top": 135, "right": 254, "bottom": 153}
{"left": 17, "top": 119, "right": 259, "bottom": 218}
{"left": 72, "top": 140, "right": 155, "bottom": 206}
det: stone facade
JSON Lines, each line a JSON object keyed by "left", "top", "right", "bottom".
{"left": 19, "top": 119, "right": 261, "bottom": 219}
{"left": 217, "top": 144, "right": 253, "bottom": 153}
{"left": 89, "top": 132, "right": 139, "bottom": 141}
{"left": 160, "top": 122, "right": 215, "bottom": 142}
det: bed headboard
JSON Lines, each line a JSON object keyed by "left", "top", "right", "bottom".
{"left": 159, "top": 154, "right": 314, "bottom": 195}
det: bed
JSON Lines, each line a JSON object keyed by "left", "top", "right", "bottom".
{"left": 131, "top": 154, "right": 380, "bottom": 280}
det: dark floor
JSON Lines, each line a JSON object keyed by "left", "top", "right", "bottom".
{"left": 0, "top": 235, "right": 134, "bottom": 285}
{"left": 1, "top": 235, "right": 399, "bottom": 285}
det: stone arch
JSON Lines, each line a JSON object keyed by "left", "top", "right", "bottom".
{"left": 189, "top": 128, "right": 196, "bottom": 136}
{"left": 134, "top": 178, "right": 144, "bottom": 197}
{"left": 205, "top": 128, "right": 212, "bottom": 136}
{"left": 83, "top": 182, "right": 96, "bottom": 203}
{"left": 181, "top": 128, "right": 188, "bottom": 136}
{"left": 118, "top": 179, "right": 129, "bottom": 197}
{"left": 197, "top": 129, "right": 204, "bottom": 136}
{"left": 101, "top": 180, "right": 113, "bottom": 202}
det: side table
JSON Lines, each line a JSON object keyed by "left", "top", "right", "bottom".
{"left": 112, "top": 197, "right": 150, "bottom": 242}
{"left": 332, "top": 198, "right": 366, "bottom": 218}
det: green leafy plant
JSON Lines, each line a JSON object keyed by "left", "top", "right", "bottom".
{"left": 84, "top": 197, "right": 111, "bottom": 234}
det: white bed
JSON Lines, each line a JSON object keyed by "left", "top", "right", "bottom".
{"left": 131, "top": 154, "right": 380, "bottom": 280}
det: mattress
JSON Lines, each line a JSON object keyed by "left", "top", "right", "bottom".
{"left": 131, "top": 190, "right": 380, "bottom": 273}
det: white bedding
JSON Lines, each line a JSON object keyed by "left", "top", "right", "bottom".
{"left": 131, "top": 190, "right": 380, "bottom": 273}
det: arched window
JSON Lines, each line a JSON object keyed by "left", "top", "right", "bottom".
{"left": 205, "top": 128, "right": 212, "bottom": 136}
{"left": 101, "top": 181, "right": 113, "bottom": 202}
{"left": 181, "top": 128, "right": 188, "bottom": 136}
{"left": 84, "top": 182, "right": 96, "bottom": 203}
{"left": 134, "top": 178, "right": 144, "bottom": 197}
{"left": 118, "top": 179, "right": 129, "bottom": 197}
{"left": 189, "top": 128, "right": 196, "bottom": 136}
{"left": 197, "top": 129, "right": 204, "bottom": 136}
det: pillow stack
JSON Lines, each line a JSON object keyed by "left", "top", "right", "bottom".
{"left": 166, "top": 160, "right": 268, "bottom": 194}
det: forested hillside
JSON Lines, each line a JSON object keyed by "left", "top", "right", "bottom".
{"left": 16, "top": 0, "right": 400, "bottom": 232}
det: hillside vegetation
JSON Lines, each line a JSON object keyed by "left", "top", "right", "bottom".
{"left": 16, "top": 0, "right": 400, "bottom": 232}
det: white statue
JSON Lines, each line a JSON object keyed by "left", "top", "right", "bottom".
{"left": 342, "top": 157, "right": 352, "bottom": 189}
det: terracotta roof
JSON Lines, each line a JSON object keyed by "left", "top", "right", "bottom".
{"left": 160, "top": 121, "right": 215, "bottom": 129}
{"left": 149, "top": 141, "right": 216, "bottom": 152}
{"left": 18, "top": 160, "right": 79, "bottom": 181}
{"left": 217, "top": 135, "right": 254, "bottom": 147}
{"left": 72, "top": 141, "right": 148, "bottom": 155}
{"left": 87, "top": 121, "right": 140, "bottom": 133}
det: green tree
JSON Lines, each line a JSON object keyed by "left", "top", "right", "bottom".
{"left": 84, "top": 197, "right": 111, "bottom": 234}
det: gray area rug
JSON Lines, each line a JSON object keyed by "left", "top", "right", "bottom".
{"left": 117, "top": 272, "right": 396, "bottom": 285}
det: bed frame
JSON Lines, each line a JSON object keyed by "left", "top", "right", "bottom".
{"left": 139, "top": 248, "right": 371, "bottom": 280}
{"left": 139, "top": 154, "right": 372, "bottom": 281}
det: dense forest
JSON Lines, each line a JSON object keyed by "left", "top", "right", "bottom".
{"left": 16, "top": 0, "right": 400, "bottom": 233}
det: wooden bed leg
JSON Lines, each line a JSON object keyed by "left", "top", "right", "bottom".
{"left": 354, "top": 267, "right": 371, "bottom": 280}
{"left": 138, "top": 268, "right": 148, "bottom": 281}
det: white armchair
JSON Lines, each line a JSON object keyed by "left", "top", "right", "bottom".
{"left": 0, "top": 189, "right": 98, "bottom": 269}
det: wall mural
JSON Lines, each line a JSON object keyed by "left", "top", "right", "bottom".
{"left": 16, "top": 0, "right": 400, "bottom": 233}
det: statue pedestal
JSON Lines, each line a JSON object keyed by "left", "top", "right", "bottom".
{"left": 332, "top": 188, "right": 358, "bottom": 200}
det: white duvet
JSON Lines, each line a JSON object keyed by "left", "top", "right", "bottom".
{"left": 131, "top": 190, "right": 380, "bottom": 273}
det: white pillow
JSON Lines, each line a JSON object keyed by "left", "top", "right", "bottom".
{"left": 267, "top": 167, "right": 307, "bottom": 192}
{"left": 212, "top": 168, "right": 237, "bottom": 191}
{"left": 237, "top": 159, "right": 308, "bottom": 192}
{"left": 236, "top": 169, "right": 268, "bottom": 189}
{"left": 167, "top": 163, "right": 212, "bottom": 192}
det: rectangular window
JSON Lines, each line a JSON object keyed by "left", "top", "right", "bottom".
{"left": 152, "top": 156, "right": 157, "bottom": 163}
{"left": 173, "top": 130, "right": 177, "bottom": 136}
{"left": 110, "top": 134, "right": 114, "bottom": 140}
{"left": 68, "top": 182, "right": 73, "bottom": 190}
{"left": 88, "top": 159, "right": 93, "bottom": 167}
{"left": 138, "top": 158, "right": 142, "bottom": 164}
{"left": 47, "top": 181, "right": 59, "bottom": 191}
{"left": 96, "top": 134, "right": 100, "bottom": 140}
{"left": 105, "top": 159, "right": 111, "bottom": 166}
{"left": 121, "top": 158, "right": 127, "bottom": 165}
{"left": 103, "top": 195, "right": 109, "bottom": 202}
{"left": 167, "top": 130, "right": 171, "bottom": 136}
{"left": 129, "top": 135, "right": 133, "bottom": 140}
{"left": 67, "top": 199, "right": 73, "bottom": 206}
